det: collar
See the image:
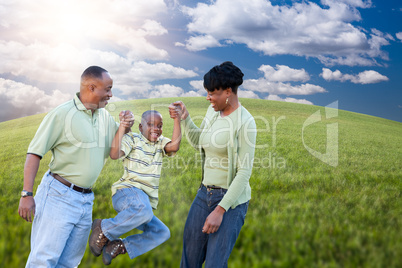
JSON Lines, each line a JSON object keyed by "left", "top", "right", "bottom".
{"left": 74, "top": 93, "right": 98, "bottom": 116}
{"left": 74, "top": 93, "right": 87, "bottom": 111}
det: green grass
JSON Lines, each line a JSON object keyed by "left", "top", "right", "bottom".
{"left": 0, "top": 97, "right": 401, "bottom": 267}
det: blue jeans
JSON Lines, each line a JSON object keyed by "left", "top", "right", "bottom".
{"left": 26, "top": 171, "right": 94, "bottom": 268}
{"left": 101, "top": 187, "right": 170, "bottom": 259}
{"left": 180, "top": 185, "right": 249, "bottom": 268}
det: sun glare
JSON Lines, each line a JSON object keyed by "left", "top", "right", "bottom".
{"left": 40, "top": 2, "right": 96, "bottom": 45}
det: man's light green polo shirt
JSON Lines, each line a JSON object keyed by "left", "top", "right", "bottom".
{"left": 28, "top": 93, "right": 119, "bottom": 188}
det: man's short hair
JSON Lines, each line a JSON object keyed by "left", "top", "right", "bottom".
{"left": 81, "top": 66, "right": 108, "bottom": 80}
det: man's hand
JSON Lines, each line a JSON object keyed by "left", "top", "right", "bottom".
{"left": 18, "top": 196, "right": 35, "bottom": 223}
{"left": 202, "top": 205, "right": 226, "bottom": 234}
{"left": 119, "top": 110, "right": 135, "bottom": 130}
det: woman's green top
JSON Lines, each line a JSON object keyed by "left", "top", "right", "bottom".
{"left": 183, "top": 104, "right": 257, "bottom": 210}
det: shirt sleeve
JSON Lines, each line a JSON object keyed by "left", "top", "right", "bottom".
{"left": 160, "top": 137, "right": 173, "bottom": 157}
{"left": 182, "top": 105, "right": 216, "bottom": 150}
{"left": 218, "top": 115, "right": 257, "bottom": 210}
{"left": 120, "top": 133, "right": 134, "bottom": 159}
{"left": 27, "top": 109, "right": 64, "bottom": 158}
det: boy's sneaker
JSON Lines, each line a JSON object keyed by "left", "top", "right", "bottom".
{"left": 88, "top": 219, "right": 109, "bottom": 257}
{"left": 102, "top": 239, "right": 127, "bottom": 265}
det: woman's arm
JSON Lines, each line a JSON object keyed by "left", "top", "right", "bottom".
{"left": 170, "top": 101, "right": 203, "bottom": 149}
{"left": 219, "top": 116, "right": 257, "bottom": 210}
{"left": 202, "top": 115, "right": 257, "bottom": 234}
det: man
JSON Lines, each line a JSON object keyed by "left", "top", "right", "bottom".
{"left": 18, "top": 66, "right": 134, "bottom": 267}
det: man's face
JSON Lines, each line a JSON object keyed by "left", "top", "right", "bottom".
{"left": 139, "top": 113, "right": 163, "bottom": 142}
{"left": 91, "top": 72, "right": 113, "bottom": 108}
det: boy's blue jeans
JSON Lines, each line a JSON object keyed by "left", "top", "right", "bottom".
{"left": 180, "top": 185, "right": 249, "bottom": 268}
{"left": 101, "top": 187, "right": 170, "bottom": 259}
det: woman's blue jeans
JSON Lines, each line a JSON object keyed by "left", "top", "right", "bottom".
{"left": 180, "top": 185, "right": 249, "bottom": 268}
{"left": 101, "top": 187, "right": 170, "bottom": 259}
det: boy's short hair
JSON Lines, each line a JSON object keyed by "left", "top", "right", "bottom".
{"left": 141, "top": 110, "right": 161, "bottom": 121}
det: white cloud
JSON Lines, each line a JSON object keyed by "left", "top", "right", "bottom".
{"left": 181, "top": 0, "right": 389, "bottom": 66}
{"left": 396, "top": 32, "right": 402, "bottom": 42}
{"left": 189, "top": 80, "right": 207, "bottom": 96}
{"left": 181, "top": 90, "right": 203, "bottom": 97}
{"left": 1, "top": 0, "right": 169, "bottom": 60}
{"left": 185, "top": 35, "right": 222, "bottom": 51}
{"left": 259, "top": 65, "right": 310, "bottom": 82}
{"left": 0, "top": 78, "right": 70, "bottom": 122}
{"left": 266, "top": 94, "right": 313, "bottom": 105}
{"left": 243, "top": 79, "right": 327, "bottom": 95}
{"left": 115, "top": 62, "right": 198, "bottom": 96}
{"left": 146, "top": 83, "right": 209, "bottom": 99}
{"left": 149, "top": 84, "right": 184, "bottom": 98}
{"left": 321, "top": 68, "right": 389, "bottom": 84}
{"left": 238, "top": 90, "right": 260, "bottom": 99}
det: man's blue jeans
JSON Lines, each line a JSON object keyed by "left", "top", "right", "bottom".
{"left": 101, "top": 187, "right": 170, "bottom": 259}
{"left": 26, "top": 171, "right": 94, "bottom": 268}
{"left": 180, "top": 185, "right": 249, "bottom": 268}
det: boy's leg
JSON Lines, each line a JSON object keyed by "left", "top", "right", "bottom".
{"left": 122, "top": 215, "right": 170, "bottom": 259}
{"left": 102, "top": 187, "right": 154, "bottom": 240}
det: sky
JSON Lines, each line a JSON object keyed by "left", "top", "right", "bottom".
{"left": 0, "top": 0, "right": 401, "bottom": 123}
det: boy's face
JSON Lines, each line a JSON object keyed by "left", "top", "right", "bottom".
{"left": 139, "top": 113, "right": 163, "bottom": 142}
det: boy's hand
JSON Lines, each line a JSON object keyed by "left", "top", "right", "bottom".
{"left": 169, "top": 101, "right": 188, "bottom": 120}
{"left": 168, "top": 104, "right": 182, "bottom": 120}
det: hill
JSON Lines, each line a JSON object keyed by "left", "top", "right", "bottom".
{"left": 0, "top": 97, "right": 401, "bottom": 267}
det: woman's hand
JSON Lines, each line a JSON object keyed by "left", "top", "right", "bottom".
{"left": 202, "top": 205, "right": 226, "bottom": 234}
{"left": 169, "top": 101, "right": 189, "bottom": 121}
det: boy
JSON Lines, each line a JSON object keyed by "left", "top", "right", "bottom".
{"left": 88, "top": 107, "right": 182, "bottom": 265}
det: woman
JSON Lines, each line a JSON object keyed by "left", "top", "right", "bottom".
{"left": 170, "top": 61, "right": 257, "bottom": 268}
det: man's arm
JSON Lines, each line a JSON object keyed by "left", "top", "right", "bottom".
{"left": 18, "top": 153, "right": 41, "bottom": 223}
{"left": 165, "top": 106, "right": 182, "bottom": 154}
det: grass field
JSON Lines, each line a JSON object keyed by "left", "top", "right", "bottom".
{"left": 0, "top": 97, "right": 401, "bottom": 267}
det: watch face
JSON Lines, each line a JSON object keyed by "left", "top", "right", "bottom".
{"left": 21, "top": 190, "right": 33, "bottom": 197}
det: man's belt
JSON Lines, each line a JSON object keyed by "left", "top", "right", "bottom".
{"left": 49, "top": 172, "right": 92, "bottom": 194}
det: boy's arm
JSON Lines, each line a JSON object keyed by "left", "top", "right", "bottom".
{"left": 165, "top": 116, "right": 182, "bottom": 154}
{"left": 165, "top": 106, "right": 182, "bottom": 154}
{"left": 110, "top": 111, "right": 134, "bottom": 159}
{"left": 110, "top": 125, "right": 126, "bottom": 159}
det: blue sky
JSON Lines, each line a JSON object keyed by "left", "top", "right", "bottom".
{"left": 0, "top": 0, "right": 401, "bottom": 122}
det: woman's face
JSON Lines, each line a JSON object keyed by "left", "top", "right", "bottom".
{"left": 205, "top": 88, "right": 230, "bottom": 112}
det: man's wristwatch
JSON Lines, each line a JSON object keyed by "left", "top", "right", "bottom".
{"left": 21, "top": 190, "right": 33, "bottom": 197}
